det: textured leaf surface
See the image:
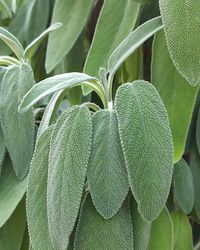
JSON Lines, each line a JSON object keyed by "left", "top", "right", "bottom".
{"left": 173, "top": 159, "right": 194, "bottom": 214}
{"left": 152, "top": 31, "right": 198, "bottom": 163}
{"left": 159, "top": 0, "right": 200, "bottom": 85}
{"left": 147, "top": 208, "right": 173, "bottom": 250}
{"left": 27, "top": 126, "right": 54, "bottom": 250}
{"left": 46, "top": 0, "right": 93, "bottom": 73}
{"left": 88, "top": 109, "right": 129, "bottom": 219}
{"left": 0, "top": 156, "right": 27, "bottom": 228}
{"left": 115, "top": 81, "right": 173, "bottom": 222}
{"left": 172, "top": 211, "right": 193, "bottom": 250}
{"left": 47, "top": 106, "right": 92, "bottom": 249}
{"left": 74, "top": 195, "right": 133, "bottom": 250}
{"left": 0, "top": 64, "right": 35, "bottom": 179}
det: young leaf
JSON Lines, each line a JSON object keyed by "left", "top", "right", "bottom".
{"left": 152, "top": 30, "right": 199, "bottom": 163}
{"left": 0, "top": 64, "right": 35, "bottom": 179}
{"left": 147, "top": 208, "right": 173, "bottom": 250}
{"left": 74, "top": 195, "right": 133, "bottom": 250}
{"left": 108, "top": 16, "right": 163, "bottom": 77}
{"left": 173, "top": 159, "right": 194, "bottom": 214}
{"left": 27, "top": 126, "right": 54, "bottom": 250}
{"left": 87, "top": 109, "right": 129, "bottom": 219}
{"left": 46, "top": 0, "right": 94, "bottom": 73}
{"left": 47, "top": 106, "right": 92, "bottom": 249}
{"left": 115, "top": 81, "right": 173, "bottom": 222}
{"left": 159, "top": 0, "right": 200, "bottom": 85}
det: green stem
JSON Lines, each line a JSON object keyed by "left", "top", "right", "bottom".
{"left": 82, "top": 102, "right": 101, "bottom": 112}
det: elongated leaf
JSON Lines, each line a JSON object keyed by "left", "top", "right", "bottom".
{"left": 173, "top": 159, "right": 194, "bottom": 214}
{"left": 47, "top": 106, "right": 92, "bottom": 249}
{"left": 108, "top": 16, "right": 163, "bottom": 77}
{"left": 19, "top": 72, "right": 97, "bottom": 113}
{"left": 74, "top": 195, "right": 133, "bottom": 250}
{"left": 115, "top": 81, "right": 173, "bottom": 222}
{"left": 46, "top": 0, "right": 93, "bottom": 73}
{"left": 0, "top": 64, "right": 35, "bottom": 179}
{"left": 27, "top": 126, "right": 54, "bottom": 250}
{"left": 152, "top": 31, "right": 198, "bottom": 163}
{"left": 0, "top": 156, "right": 27, "bottom": 228}
{"left": 172, "top": 211, "right": 193, "bottom": 250}
{"left": 147, "top": 208, "right": 173, "bottom": 250}
{"left": 88, "top": 109, "right": 129, "bottom": 219}
{"left": 159, "top": 0, "right": 200, "bottom": 85}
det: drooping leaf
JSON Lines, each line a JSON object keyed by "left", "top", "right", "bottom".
{"left": 27, "top": 126, "right": 54, "bottom": 250}
{"left": 0, "top": 64, "right": 35, "bottom": 179}
{"left": 173, "top": 159, "right": 194, "bottom": 214}
{"left": 47, "top": 106, "right": 92, "bottom": 249}
{"left": 159, "top": 0, "right": 200, "bottom": 85}
{"left": 172, "top": 211, "right": 193, "bottom": 250}
{"left": 87, "top": 109, "right": 129, "bottom": 219}
{"left": 152, "top": 30, "right": 198, "bottom": 163}
{"left": 74, "top": 195, "right": 133, "bottom": 250}
{"left": 147, "top": 207, "right": 173, "bottom": 250}
{"left": 115, "top": 81, "right": 173, "bottom": 222}
{"left": 108, "top": 16, "right": 163, "bottom": 78}
{"left": 46, "top": 0, "right": 94, "bottom": 73}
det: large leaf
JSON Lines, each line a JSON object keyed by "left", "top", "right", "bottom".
{"left": 115, "top": 81, "right": 174, "bottom": 222}
{"left": 0, "top": 64, "right": 35, "bottom": 179}
{"left": 87, "top": 109, "right": 129, "bottom": 219}
{"left": 173, "top": 159, "right": 194, "bottom": 214}
{"left": 47, "top": 106, "right": 92, "bottom": 249}
{"left": 74, "top": 195, "right": 133, "bottom": 250}
{"left": 152, "top": 30, "right": 198, "bottom": 163}
{"left": 108, "top": 16, "right": 163, "bottom": 77}
{"left": 172, "top": 211, "right": 193, "bottom": 250}
{"left": 0, "top": 156, "right": 27, "bottom": 228}
{"left": 27, "top": 126, "right": 54, "bottom": 250}
{"left": 46, "top": 0, "right": 93, "bottom": 73}
{"left": 147, "top": 208, "right": 173, "bottom": 250}
{"left": 159, "top": 0, "right": 200, "bottom": 86}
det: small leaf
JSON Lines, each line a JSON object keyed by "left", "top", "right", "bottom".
{"left": 87, "top": 109, "right": 129, "bottom": 219}
{"left": 47, "top": 106, "right": 92, "bottom": 249}
{"left": 115, "top": 81, "right": 174, "bottom": 222}
{"left": 74, "top": 195, "right": 133, "bottom": 250}
{"left": 173, "top": 159, "right": 194, "bottom": 214}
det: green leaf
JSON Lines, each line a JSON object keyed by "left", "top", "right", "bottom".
{"left": 172, "top": 211, "right": 193, "bottom": 250}
{"left": 173, "top": 159, "right": 194, "bottom": 214}
{"left": 45, "top": 0, "right": 94, "bottom": 73}
{"left": 87, "top": 109, "right": 129, "bottom": 219}
{"left": 18, "top": 72, "right": 98, "bottom": 113}
{"left": 47, "top": 106, "right": 92, "bottom": 249}
{"left": 159, "top": 0, "right": 200, "bottom": 86}
{"left": 147, "top": 208, "right": 173, "bottom": 250}
{"left": 115, "top": 81, "right": 173, "bottom": 222}
{"left": 27, "top": 126, "right": 54, "bottom": 250}
{"left": 196, "top": 107, "right": 200, "bottom": 154}
{"left": 0, "top": 156, "right": 27, "bottom": 228}
{"left": 152, "top": 30, "right": 198, "bottom": 163}
{"left": 0, "top": 200, "right": 26, "bottom": 250}
{"left": 0, "top": 64, "right": 35, "bottom": 179}
{"left": 74, "top": 195, "right": 133, "bottom": 250}
{"left": 108, "top": 16, "right": 163, "bottom": 78}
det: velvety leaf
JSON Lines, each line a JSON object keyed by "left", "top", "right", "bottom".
{"left": 172, "top": 211, "right": 193, "bottom": 250}
{"left": 46, "top": 0, "right": 93, "bottom": 73}
{"left": 173, "top": 159, "right": 194, "bottom": 214}
{"left": 27, "top": 126, "right": 54, "bottom": 250}
{"left": 47, "top": 106, "right": 92, "bottom": 249}
{"left": 115, "top": 81, "right": 173, "bottom": 222}
{"left": 74, "top": 195, "right": 133, "bottom": 250}
{"left": 147, "top": 208, "right": 173, "bottom": 250}
{"left": 159, "top": 0, "right": 200, "bottom": 85}
{"left": 152, "top": 30, "right": 198, "bottom": 163}
{"left": 0, "top": 64, "right": 35, "bottom": 179}
{"left": 87, "top": 109, "right": 129, "bottom": 219}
